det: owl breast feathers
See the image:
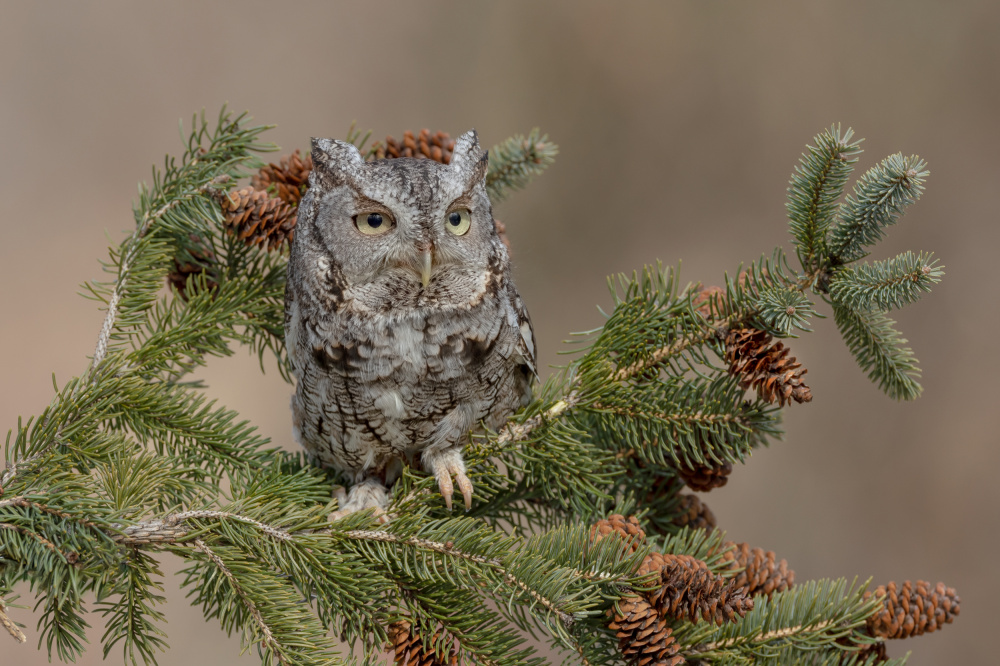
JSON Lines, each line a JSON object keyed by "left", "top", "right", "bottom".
{"left": 284, "top": 129, "right": 535, "bottom": 516}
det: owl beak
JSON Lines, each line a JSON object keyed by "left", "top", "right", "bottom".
{"left": 420, "top": 247, "right": 433, "bottom": 288}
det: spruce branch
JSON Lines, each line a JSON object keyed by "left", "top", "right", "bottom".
{"left": 833, "top": 303, "right": 922, "bottom": 400}
{"left": 486, "top": 129, "right": 558, "bottom": 202}
{"left": 0, "top": 597, "right": 26, "bottom": 643}
{"left": 829, "top": 251, "right": 943, "bottom": 312}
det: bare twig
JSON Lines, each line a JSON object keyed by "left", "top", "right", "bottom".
{"left": 193, "top": 539, "right": 288, "bottom": 666}
{"left": 110, "top": 510, "right": 293, "bottom": 545}
{"left": 0, "top": 600, "right": 26, "bottom": 644}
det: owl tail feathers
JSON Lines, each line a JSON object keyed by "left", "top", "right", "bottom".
{"left": 421, "top": 448, "right": 473, "bottom": 512}
{"left": 329, "top": 478, "right": 389, "bottom": 523}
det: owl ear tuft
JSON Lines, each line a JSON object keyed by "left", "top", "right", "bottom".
{"left": 451, "top": 129, "right": 489, "bottom": 183}
{"left": 311, "top": 138, "right": 364, "bottom": 173}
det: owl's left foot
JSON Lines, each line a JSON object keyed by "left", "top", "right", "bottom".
{"left": 422, "top": 449, "right": 473, "bottom": 511}
{"left": 329, "top": 478, "right": 389, "bottom": 523}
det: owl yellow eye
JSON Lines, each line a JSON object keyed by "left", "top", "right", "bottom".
{"left": 354, "top": 211, "right": 393, "bottom": 236}
{"left": 445, "top": 209, "right": 471, "bottom": 236}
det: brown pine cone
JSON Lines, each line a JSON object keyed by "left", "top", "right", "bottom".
{"left": 677, "top": 460, "right": 732, "bottom": 492}
{"left": 167, "top": 234, "right": 217, "bottom": 299}
{"left": 607, "top": 597, "right": 683, "bottom": 666}
{"left": 864, "top": 580, "right": 960, "bottom": 640}
{"left": 387, "top": 621, "right": 459, "bottom": 666}
{"left": 592, "top": 514, "right": 646, "bottom": 553}
{"left": 719, "top": 542, "right": 794, "bottom": 598}
{"left": 725, "top": 327, "right": 812, "bottom": 406}
{"left": 217, "top": 186, "right": 297, "bottom": 252}
{"left": 672, "top": 494, "right": 716, "bottom": 530}
{"left": 691, "top": 285, "right": 725, "bottom": 318}
{"left": 374, "top": 129, "right": 456, "bottom": 164}
{"left": 251, "top": 149, "right": 313, "bottom": 206}
{"left": 639, "top": 553, "right": 753, "bottom": 626}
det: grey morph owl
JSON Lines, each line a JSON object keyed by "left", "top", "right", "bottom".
{"left": 284, "top": 130, "right": 535, "bottom": 518}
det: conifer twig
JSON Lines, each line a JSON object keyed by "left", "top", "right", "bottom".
{"left": 0, "top": 600, "right": 26, "bottom": 644}
{"left": 687, "top": 619, "right": 834, "bottom": 654}
{"left": 193, "top": 539, "right": 289, "bottom": 666}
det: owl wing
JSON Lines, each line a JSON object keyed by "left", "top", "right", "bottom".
{"left": 507, "top": 288, "right": 537, "bottom": 382}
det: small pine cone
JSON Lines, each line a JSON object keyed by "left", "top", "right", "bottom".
{"left": 493, "top": 218, "right": 511, "bottom": 254}
{"left": 217, "top": 186, "right": 297, "bottom": 252}
{"left": 607, "top": 597, "right": 683, "bottom": 666}
{"left": 864, "top": 580, "right": 960, "bottom": 640}
{"left": 721, "top": 542, "right": 795, "bottom": 598}
{"left": 251, "top": 149, "right": 313, "bottom": 205}
{"left": 167, "top": 234, "right": 217, "bottom": 299}
{"left": 592, "top": 514, "right": 646, "bottom": 553}
{"left": 374, "top": 129, "right": 456, "bottom": 165}
{"left": 691, "top": 285, "right": 725, "bottom": 318}
{"left": 673, "top": 494, "right": 716, "bottom": 530}
{"left": 725, "top": 327, "right": 812, "bottom": 406}
{"left": 387, "top": 621, "right": 459, "bottom": 666}
{"left": 640, "top": 553, "right": 754, "bottom": 626}
{"left": 677, "top": 460, "right": 732, "bottom": 492}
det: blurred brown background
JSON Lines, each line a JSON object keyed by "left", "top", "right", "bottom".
{"left": 1, "top": 1, "right": 996, "bottom": 664}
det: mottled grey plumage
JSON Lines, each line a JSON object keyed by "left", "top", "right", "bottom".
{"left": 284, "top": 130, "right": 535, "bottom": 517}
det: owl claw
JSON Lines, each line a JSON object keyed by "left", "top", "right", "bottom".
{"left": 328, "top": 478, "right": 389, "bottom": 523}
{"left": 425, "top": 450, "right": 474, "bottom": 511}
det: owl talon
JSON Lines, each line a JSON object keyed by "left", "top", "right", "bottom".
{"left": 425, "top": 450, "right": 474, "bottom": 511}
{"left": 328, "top": 478, "right": 388, "bottom": 522}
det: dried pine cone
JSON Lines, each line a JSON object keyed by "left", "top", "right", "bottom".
{"left": 864, "top": 580, "right": 960, "bottom": 640}
{"left": 167, "top": 234, "right": 217, "bottom": 299}
{"left": 217, "top": 186, "right": 297, "bottom": 252}
{"left": 374, "top": 129, "right": 456, "bottom": 164}
{"left": 592, "top": 514, "right": 646, "bottom": 552}
{"left": 719, "top": 542, "right": 794, "bottom": 598}
{"left": 672, "top": 494, "right": 716, "bottom": 530}
{"left": 725, "top": 327, "right": 812, "bottom": 406}
{"left": 251, "top": 149, "right": 313, "bottom": 205}
{"left": 677, "top": 460, "right": 732, "bottom": 492}
{"left": 388, "top": 621, "right": 459, "bottom": 666}
{"left": 639, "top": 553, "right": 753, "bottom": 626}
{"left": 691, "top": 285, "right": 725, "bottom": 318}
{"left": 607, "top": 596, "right": 683, "bottom": 666}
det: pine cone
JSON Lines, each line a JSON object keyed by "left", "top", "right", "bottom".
{"left": 725, "top": 327, "right": 812, "bottom": 406}
{"left": 251, "top": 149, "right": 313, "bottom": 205}
{"left": 639, "top": 553, "right": 753, "bottom": 626}
{"left": 493, "top": 218, "right": 511, "bottom": 254}
{"left": 592, "top": 514, "right": 646, "bottom": 553}
{"left": 374, "top": 129, "right": 456, "bottom": 164}
{"left": 691, "top": 285, "right": 725, "bottom": 318}
{"left": 672, "top": 494, "right": 716, "bottom": 530}
{"left": 166, "top": 234, "right": 217, "bottom": 299}
{"left": 217, "top": 186, "right": 297, "bottom": 252}
{"left": 387, "top": 621, "right": 459, "bottom": 666}
{"left": 864, "top": 580, "right": 960, "bottom": 640}
{"left": 677, "top": 460, "right": 732, "bottom": 492}
{"left": 719, "top": 542, "right": 794, "bottom": 598}
{"left": 607, "top": 596, "right": 683, "bottom": 666}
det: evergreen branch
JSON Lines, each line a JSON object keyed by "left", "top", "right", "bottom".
{"left": 192, "top": 539, "right": 289, "bottom": 666}
{"left": 827, "top": 153, "right": 928, "bottom": 264}
{"left": 91, "top": 176, "right": 231, "bottom": 369}
{"left": 829, "top": 251, "right": 943, "bottom": 311}
{"left": 833, "top": 303, "right": 922, "bottom": 400}
{"left": 0, "top": 598, "right": 26, "bottom": 643}
{"left": 692, "top": 619, "right": 833, "bottom": 652}
{"left": 786, "top": 124, "right": 863, "bottom": 272}
{"left": 109, "top": 511, "right": 293, "bottom": 545}
{"left": 486, "top": 129, "right": 558, "bottom": 202}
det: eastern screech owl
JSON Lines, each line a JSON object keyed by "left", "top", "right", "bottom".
{"left": 284, "top": 130, "right": 536, "bottom": 518}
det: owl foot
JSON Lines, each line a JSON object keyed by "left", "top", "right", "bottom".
{"left": 423, "top": 449, "right": 473, "bottom": 511}
{"left": 329, "top": 478, "right": 389, "bottom": 523}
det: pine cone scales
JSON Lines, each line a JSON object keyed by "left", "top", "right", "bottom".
{"left": 725, "top": 327, "right": 812, "bottom": 406}
{"left": 374, "top": 129, "right": 456, "bottom": 164}
{"left": 251, "top": 149, "right": 313, "bottom": 205}
{"left": 720, "top": 542, "right": 795, "bottom": 598}
{"left": 639, "top": 553, "right": 753, "bottom": 626}
{"left": 592, "top": 514, "right": 647, "bottom": 552}
{"left": 167, "top": 234, "right": 217, "bottom": 299}
{"left": 673, "top": 494, "right": 716, "bottom": 530}
{"left": 608, "top": 597, "right": 683, "bottom": 666}
{"left": 677, "top": 460, "right": 732, "bottom": 492}
{"left": 864, "top": 580, "right": 959, "bottom": 640}
{"left": 388, "top": 621, "right": 459, "bottom": 666}
{"left": 218, "top": 186, "right": 297, "bottom": 251}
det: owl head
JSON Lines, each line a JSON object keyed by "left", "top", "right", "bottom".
{"left": 293, "top": 129, "right": 505, "bottom": 313}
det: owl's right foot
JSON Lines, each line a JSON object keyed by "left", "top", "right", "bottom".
{"left": 422, "top": 448, "right": 473, "bottom": 511}
{"left": 329, "top": 478, "right": 389, "bottom": 523}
